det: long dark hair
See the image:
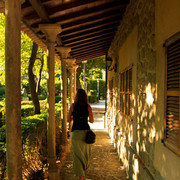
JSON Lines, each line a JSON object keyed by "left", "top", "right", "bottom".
{"left": 74, "top": 89, "right": 88, "bottom": 105}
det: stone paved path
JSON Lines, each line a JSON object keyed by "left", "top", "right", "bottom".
{"left": 59, "top": 101, "right": 128, "bottom": 180}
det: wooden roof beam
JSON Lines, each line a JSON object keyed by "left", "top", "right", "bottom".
{"left": 28, "top": 0, "right": 63, "bottom": 45}
{"left": 61, "top": 8, "right": 125, "bottom": 30}
{"left": 23, "top": 0, "right": 98, "bottom": 20}
{"left": 48, "top": 0, "right": 126, "bottom": 17}
{"left": 71, "top": 47, "right": 109, "bottom": 56}
{"left": 28, "top": 0, "right": 49, "bottom": 22}
{"left": 73, "top": 50, "right": 107, "bottom": 57}
{"left": 63, "top": 27, "right": 117, "bottom": 44}
{"left": 71, "top": 45, "right": 110, "bottom": 54}
{"left": 65, "top": 34, "right": 115, "bottom": 47}
{"left": 62, "top": 26, "right": 117, "bottom": 42}
{"left": 71, "top": 39, "right": 112, "bottom": 51}
{"left": 60, "top": 18, "right": 121, "bottom": 37}
{"left": 65, "top": 31, "right": 115, "bottom": 46}
{"left": 51, "top": 2, "right": 127, "bottom": 25}
{"left": 75, "top": 53, "right": 106, "bottom": 62}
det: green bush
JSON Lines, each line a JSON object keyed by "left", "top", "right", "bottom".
{"left": 21, "top": 101, "right": 33, "bottom": 105}
{"left": 38, "top": 94, "right": 46, "bottom": 100}
{"left": 0, "top": 102, "right": 5, "bottom": 127}
{"left": 88, "top": 95, "right": 97, "bottom": 103}
{"left": 55, "top": 96, "right": 61, "bottom": 103}
{"left": 0, "top": 109, "right": 62, "bottom": 179}
{"left": 0, "top": 86, "right": 5, "bottom": 96}
{"left": 87, "top": 80, "right": 106, "bottom": 100}
{"left": 39, "top": 79, "right": 47, "bottom": 97}
{"left": 21, "top": 104, "right": 34, "bottom": 117}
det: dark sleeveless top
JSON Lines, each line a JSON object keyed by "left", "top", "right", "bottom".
{"left": 71, "top": 103, "right": 90, "bottom": 132}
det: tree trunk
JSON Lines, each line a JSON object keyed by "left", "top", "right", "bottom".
{"left": 36, "top": 54, "right": 44, "bottom": 94}
{"left": 28, "top": 42, "right": 40, "bottom": 114}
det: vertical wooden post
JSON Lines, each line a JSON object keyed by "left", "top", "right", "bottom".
{"left": 39, "top": 24, "right": 61, "bottom": 179}
{"left": 5, "top": 0, "right": 23, "bottom": 179}
{"left": 56, "top": 47, "right": 71, "bottom": 148}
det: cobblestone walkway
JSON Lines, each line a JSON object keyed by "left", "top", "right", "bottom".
{"left": 59, "top": 130, "right": 128, "bottom": 180}
{"left": 59, "top": 101, "right": 128, "bottom": 180}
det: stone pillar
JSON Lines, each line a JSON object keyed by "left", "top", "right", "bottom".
{"left": 5, "top": 0, "right": 24, "bottom": 179}
{"left": 56, "top": 46, "right": 71, "bottom": 147}
{"left": 73, "top": 65, "right": 79, "bottom": 98}
{"left": 66, "top": 59, "right": 76, "bottom": 132}
{"left": 39, "top": 24, "right": 62, "bottom": 176}
{"left": 66, "top": 59, "right": 76, "bottom": 104}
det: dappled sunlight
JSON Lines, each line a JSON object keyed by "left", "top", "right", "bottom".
{"left": 106, "top": 73, "right": 178, "bottom": 178}
{"left": 146, "top": 83, "right": 154, "bottom": 106}
{"left": 106, "top": 80, "right": 165, "bottom": 179}
{"left": 149, "top": 122, "right": 156, "bottom": 143}
{"left": 132, "top": 155, "right": 139, "bottom": 180}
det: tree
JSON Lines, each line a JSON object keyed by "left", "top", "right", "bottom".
{"left": 28, "top": 42, "right": 40, "bottom": 114}
{"left": 77, "top": 56, "right": 106, "bottom": 88}
{"left": 0, "top": 13, "right": 5, "bottom": 85}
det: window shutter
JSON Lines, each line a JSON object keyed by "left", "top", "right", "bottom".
{"left": 165, "top": 32, "right": 180, "bottom": 155}
{"left": 120, "top": 66, "right": 132, "bottom": 117}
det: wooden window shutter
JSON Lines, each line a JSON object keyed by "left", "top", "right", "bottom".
{"left": 164, "top": 31, "right": 180, "bottom": 156}
{"left": 120, "top": 66, "right": 132, "bottom": 117}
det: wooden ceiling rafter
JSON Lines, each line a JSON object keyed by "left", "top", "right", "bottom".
{"left": 62, "top": 26, "right": 117, "bottom": 42}
{"left": 60, "top": 8, "right": 125, "bottom": 30}
{"left": 23, "top": 0, "right": 99, "bottom": 20}
{"left": 50, "top": 2, "right": 126, "bottom": 24}
{"left": 65, "top": 31, "right": 116, "bottom": 46}
{"left": 71, "top": 39, "right": 112, "bottom": 51}
{"left": 27, "top": 0, "right": 63, "bottom": 46}
{"left": 66, "top": 34, "right": 115, "bottom": 48}
{"left": 75, "top": 53, "right": 106, "bottom": 62}
{"left": 60, "top": 18, "right": 121, "bottom": 37}
{"left": 71, "top": 48, "right": 109, "bottom": 57}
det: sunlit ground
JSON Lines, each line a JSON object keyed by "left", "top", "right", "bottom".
{"left": 89, "top": 100, "right": 105, "bottom": 130}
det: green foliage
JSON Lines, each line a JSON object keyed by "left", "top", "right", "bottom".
{"left": 99, "top": 80, "right": 106, "bottom": 99}
{"left": 87, "top": 80, "right": 106, "bottom": 100}
{"left": 0, "top": 13, "right": 5, "bottom": 85}
{"left": 88, "top": 95, "right": 98, "bottom": 103}
{"left": 21, "top": 104, "right": 34, "bottom": 117}
{"left": 38, "top": 94, "right": 46, "bottom": 100}
{"left": 79, "top": 56, "right": 106, "bottom": 83}
{"left": 0, "top": 86, "right": 5, "bottom": 96}
{"left": 39, "top": 79, "right": 47, "bottom": 97}
{"left": 0, "top": 100, "right": 62, "bottom": 179}
{"left": 0, "top": 86, "right": 5, "bottom": 101}
{"left": 55, "top": 80, "right": 61, "bottom": 96}
{"left": 55, "top": 96, "right": 61, "bottom": 103}
{"left": 0, "top": 101, "right": 5, "bottom": 127}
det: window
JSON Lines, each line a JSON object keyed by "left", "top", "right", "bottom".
{"left": 120, "top": 66, "right": 132, "bottom": 116}
{"left": 164, "top": 31, "right": 180, "bottom": 156}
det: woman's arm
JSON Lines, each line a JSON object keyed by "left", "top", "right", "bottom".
{"left": 88, "top": 104, "right": 94, "bottom": 123}
{"left": 67, "top": 104, "right": 74, "bottom": 122}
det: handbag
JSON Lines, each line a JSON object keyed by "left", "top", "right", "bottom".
{"left": 85, "top": 130, "right": 96, "bottom": 144}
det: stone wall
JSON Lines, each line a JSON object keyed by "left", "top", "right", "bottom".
{"left": 107, "top": 0, "right": 162, "bottom": 179}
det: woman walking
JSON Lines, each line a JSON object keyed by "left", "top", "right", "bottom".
{"left": 67, "top": 89, "right": 94, "bottom": 180}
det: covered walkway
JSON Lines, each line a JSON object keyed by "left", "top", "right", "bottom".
{"left": 58, "top": 101, "right": 128, "bottom": 180}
